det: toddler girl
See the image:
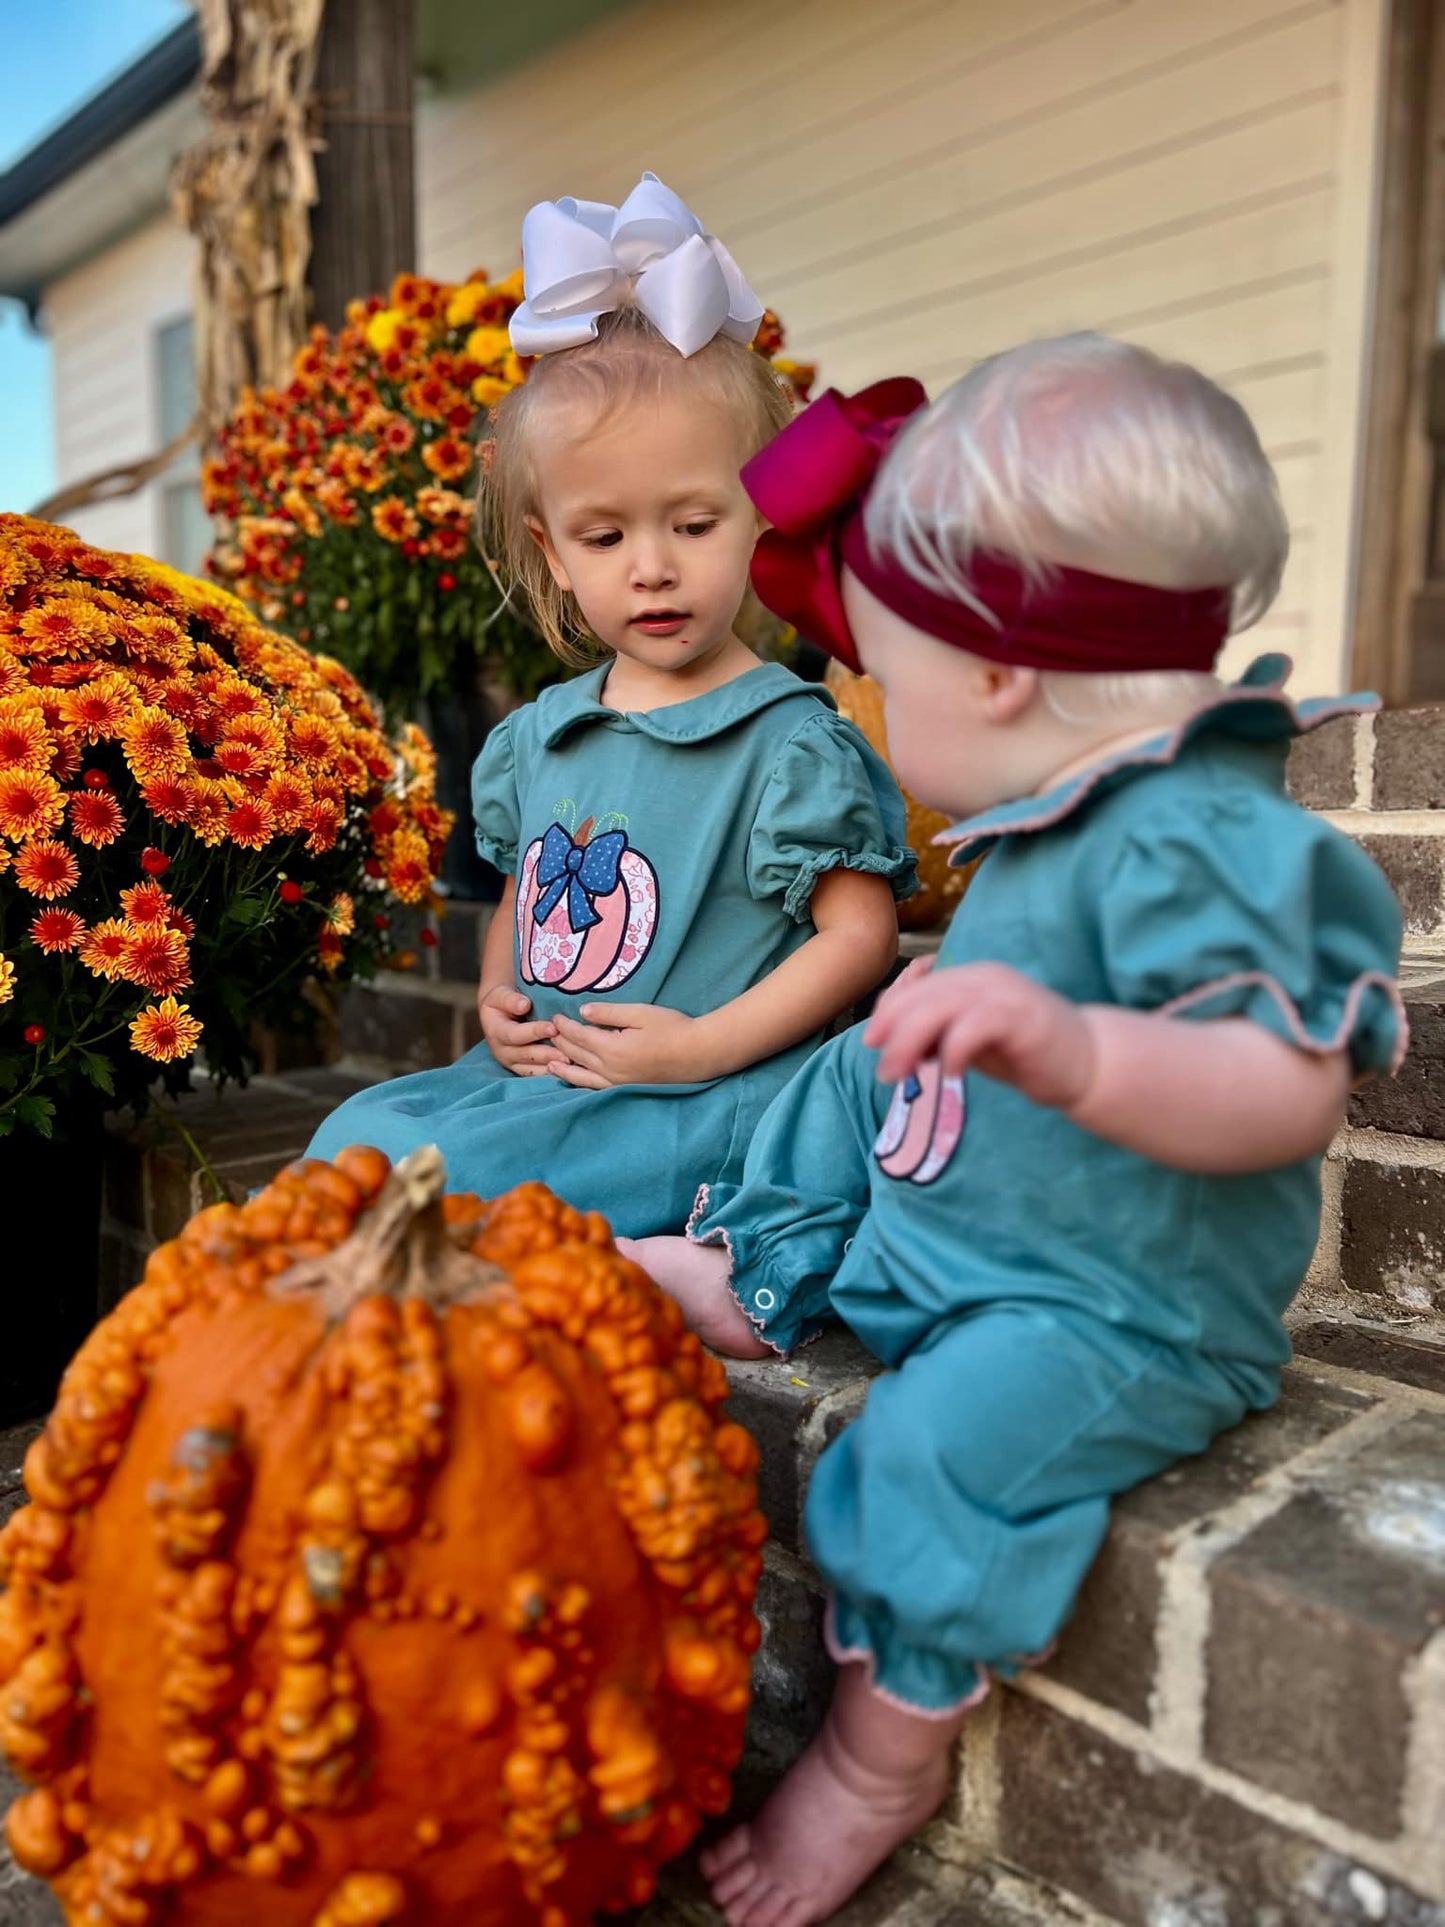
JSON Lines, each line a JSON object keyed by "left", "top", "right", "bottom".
{"left": 307, "top": 176, "right": 914, "bottom": 1234}
{"left": 626, "top": 335, "right": 1406, "bottom": 1925}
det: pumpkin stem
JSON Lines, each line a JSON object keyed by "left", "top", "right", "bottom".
{"left": 272, "top": 1145, "right": 503, "bottom": 1318}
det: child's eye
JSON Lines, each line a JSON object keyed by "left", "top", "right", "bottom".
{"left": 582, "top": 531, "right": 622, "bottom": 549}
{"left": 681, "top": 520, "right": 715, "bottom": 537}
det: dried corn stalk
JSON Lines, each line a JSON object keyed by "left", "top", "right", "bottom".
{"left": 170, "top": 0, "right": 325, "bottom": 435}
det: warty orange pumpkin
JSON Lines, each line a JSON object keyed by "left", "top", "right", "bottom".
{"left": 0, "top": 1144, "right": 766, "bottom": 1926}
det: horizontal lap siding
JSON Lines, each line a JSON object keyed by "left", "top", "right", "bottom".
{"left": 43, "top": 216, "right": 195, "bottom": 556}
{"left": 417, "top": 0, "right": 1383, "bottom": 691}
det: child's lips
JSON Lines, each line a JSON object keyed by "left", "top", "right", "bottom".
{"left": 631, "top": 611, "right": 690, "bottom": 636}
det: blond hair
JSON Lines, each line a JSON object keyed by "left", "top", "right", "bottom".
{"left": 865, "top": 332, "right": 1291, "bottom": 721}
{"left": 477, "top": 305, "right": 795, "bottom": 668}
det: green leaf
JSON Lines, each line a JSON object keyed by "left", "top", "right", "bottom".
{"left": 78, "top": 1051, "right": 116, "bottom": 1096}
{"left": 0, "top": 1114, "right": 14, "bottom": 1137}
{"left": 0, "top": 1054, "right": 24, "bottom": 1094}
{"left": 16, "top": 1095, "right": 55, "bottom": 1138}
{"left": 226, "top": 896, "right": 267, "bottom": 929}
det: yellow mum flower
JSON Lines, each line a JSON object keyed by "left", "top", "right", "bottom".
{"left": 465, "top": 325, "right": 511, "bottom": 369}
{"left": 0, "top": 954, "right": 14, "bottom": 1004}
{"left": 471, "top": 375, "right": 510, "bottom": 408}
{"left": 326, "top": 892, "right": 356, "bottom": 936}
{"left": 445, "top": 281, "right": 491, "bottom": 329}
{"left": 364, "top": 308, "right": 404, "bottom": 355}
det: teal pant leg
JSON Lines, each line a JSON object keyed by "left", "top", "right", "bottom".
{"left": 811, "top": 1304, "right": 1259, "bottom": 1711}
{"left": 689, "top": 1028, "right": 885, "bottom": 1351}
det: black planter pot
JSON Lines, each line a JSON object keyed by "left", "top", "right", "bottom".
{"left": 0, "top": 1114, "right": 104, "bottom": 1427}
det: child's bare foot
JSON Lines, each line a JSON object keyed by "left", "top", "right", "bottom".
{"left": 617, "top": 1235, "right": 774, "bottom": 1358}
{"left": 701, "top": 1662, "right": 965, "bottom": 1925}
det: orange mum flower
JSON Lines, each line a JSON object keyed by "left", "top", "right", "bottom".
{"left": 141, "top": 773, "right": 199, "bottom": 825}
{"left": 79, "top": 918, "right": 130, "bottom": 981}
{"left": 15, "top": 838, "right": 79, "bottom": 899}
{"left": 58, "top": 674, "right": 134, "bottom": 739}
{"left": 225, "top": 795, "right": 275, "bottom": 849}
{"left": 30, "top": 907, "right": 85, "bottom": 954}
{"left": 0, "top": 698, "right": 50, "bottom": 769}
{"left": 16, "top": 597, "right": 108, "bottom": 658}
{"left": 421, "top": 435, "right": 472, "bottom": 483}
{"left": 371, "top": 496, "right": 419, "bottom": 544}
{"left": 317, "top": 925, "right": 345, "bottom": 972}
{"left": 289, "top": 713, "right": 338, "bottom": 762}
{"left": 119, "top": 880, "right": 173, "bottom": 925}
{"left": 305, "top": 797, "right": 344, "bottom": 854}
{"left": 427, "top": 525, "right": 469, "bottom": 562}
{"left": 0, "top": 954, "right": 14, "bottom": 1003}
{"left": 129, "top": 997, "right": 203, "bottom": 1063}
{"left": 263, "top": 769, "right": 311, "bottom": 830}
{"left": 384, "top": 827, "right": 432, "bottom": 903}
{"left": 120, "top": 705, "right": 188, "bottom": 783}
{"left": 0, "top": 767, "right": 64, "bottom": 840}
{"left": 326, "top": 891, "right": 356, "bottom": 935}
{"left": 68, "top": 787, "right": 125, "bottom": 847}
{"left": 121, "top": 925, "right": 191, "bottom": 994}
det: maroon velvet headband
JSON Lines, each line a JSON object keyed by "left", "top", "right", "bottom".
{"left": 741, "top": 377, "right": 1233, "bottom": 676}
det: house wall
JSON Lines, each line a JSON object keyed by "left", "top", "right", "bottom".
{"left": 42, "top": 214, "right": 195, "bottom": 557}
{"left": 38, "top": 0, "right": 1388, "bottom": 692}
{"left": 415, "top": 0, "right": 1390, "bottom": 693}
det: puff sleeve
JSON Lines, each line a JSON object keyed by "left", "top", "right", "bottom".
{"left": 1098, "top": 791, "right": 1405, "bottom": 1076}
{"left": 746, "top": 711, "right": 917, "bottom": 922}
{"left": 471, "top": 712, "right": 521, "bottom": 878}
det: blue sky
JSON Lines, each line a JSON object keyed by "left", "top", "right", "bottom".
{"left": 0, "top": 0, "right": 190, "bottom": 513}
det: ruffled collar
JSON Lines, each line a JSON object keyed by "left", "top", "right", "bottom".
{"left": 538, "top": 660, "right": 830, "bottom": 748}
{"left": 940, "top": 655, "right": 1376, "bottom": 866}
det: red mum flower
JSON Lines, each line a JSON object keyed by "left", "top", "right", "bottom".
{"left": 15, "top": 838, "right": 80, "bottom": 900}
{"left": 29, "top": 908, "right": 85, "bottom": 954}
{"left": 68, "top": 787, "right": 125, "bottom": 847}
{"left": 119, "top": 879, "right": 172, "bottom": 926}
{"left": 121, "top": 925, "right": 191, "bottom": 994}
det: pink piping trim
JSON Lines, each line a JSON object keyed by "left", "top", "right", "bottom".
{"left": 936, "top": 673, "right": 1374, "bottom": 860}
{"left": 685, "top": 1183, "right": 789, "bottom": 1358}
{"left": 823, "top": 1597, "right": 992, "bottom": 1721}
{"left": 1159, "top": 968, "right": 1410, "bottom": 1078}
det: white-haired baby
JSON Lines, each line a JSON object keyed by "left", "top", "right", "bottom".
{"left": 621, "top": 334, "right": 1405, "bottom": 1926}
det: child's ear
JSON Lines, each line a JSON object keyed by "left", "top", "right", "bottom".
{"left": 978, "top": 663, "right": 1038, "bottom": 723}
{"left": 526, "top": 515, "right": 572, "bottom": 592}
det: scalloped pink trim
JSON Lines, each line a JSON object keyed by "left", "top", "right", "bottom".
{"left": 1159, "top": 968, "right": 1410, "bottom": 1077}
{"left": 685, "top": 1184, "right": 789, "bottom": 1358}
{"left": 824, "top": 1597, "right": 992, "bottom": 1720}
{"left": 936, "top": 674, "right": 1374, "bottom": 860}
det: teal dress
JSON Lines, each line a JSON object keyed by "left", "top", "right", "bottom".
{"left": 689, "top": 661, "right": 1406, "bottom": 1713}
{"left": 307, "top": 662, "right": 914, "bottom": 1235}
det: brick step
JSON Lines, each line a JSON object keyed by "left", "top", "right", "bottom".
{"left": 723, "top": 1331, "right": 1445, "bottom": 1924}
{"left": 1305, "top": 957, "right": 1445, "bottom": 1345}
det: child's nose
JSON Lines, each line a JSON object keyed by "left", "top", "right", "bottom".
{"left": 630, "top": 536, "right": 679, "bottom": 590}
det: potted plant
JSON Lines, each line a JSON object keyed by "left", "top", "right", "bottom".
{"left": 202, "top": 272, "right": 815, "bottom": 896}
{"left": 0, "top": 513, "right": 450, "bottom": 1420}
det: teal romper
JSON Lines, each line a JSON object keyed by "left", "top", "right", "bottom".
{"left": 689, "top": 662, "right": 1406, "bottom": 1714}
{"left": 307, "top": 662, "right": 915, "bottom": 1235}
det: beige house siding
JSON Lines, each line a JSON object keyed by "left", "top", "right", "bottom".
{"left": 44, "top": 214, "right": 196, "bottom": 557}
{"left": 416, "top": 0, "right": 1388, "bottom": 692}
{"left": 38, "top": 0, "right": 1386, "bottom": 692}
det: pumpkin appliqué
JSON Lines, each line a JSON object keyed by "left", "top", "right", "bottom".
{"left": 874, "top": 1061, "right": 966, "bottom": 1185}
{"left": 0, "top": 1146, "right": 764, "bottom": 1926}
{"left": 516, "top": 804, "right": 659, "bottom": 996}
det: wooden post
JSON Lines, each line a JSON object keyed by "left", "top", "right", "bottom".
{"left": 309, "top": 0, "right": 417, "bottom": 329}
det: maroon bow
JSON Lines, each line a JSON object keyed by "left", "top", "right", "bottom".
{"left": 742, "top": 376, "right": 1232, "bottom": 677}
{"left": 743, "top": 378, "right": 927, "bottom": 672}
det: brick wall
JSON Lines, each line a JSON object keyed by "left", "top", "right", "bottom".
{"left": 1289, "top": 713, "right": 1445, "bottom": 1348}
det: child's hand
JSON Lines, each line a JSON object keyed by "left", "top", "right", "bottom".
{"left": 864, "top": 961, "right": 1096, "bottom": 1112}
{"left": 549, "top": 1004, "right": 702, "bottom": 1088}
{"left": 478, "top": 984, "right": 562, "bottom": 1077}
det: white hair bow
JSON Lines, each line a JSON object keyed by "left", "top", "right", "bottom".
{"left": 509, "top": 172, "right": 765, "bottom": 360}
